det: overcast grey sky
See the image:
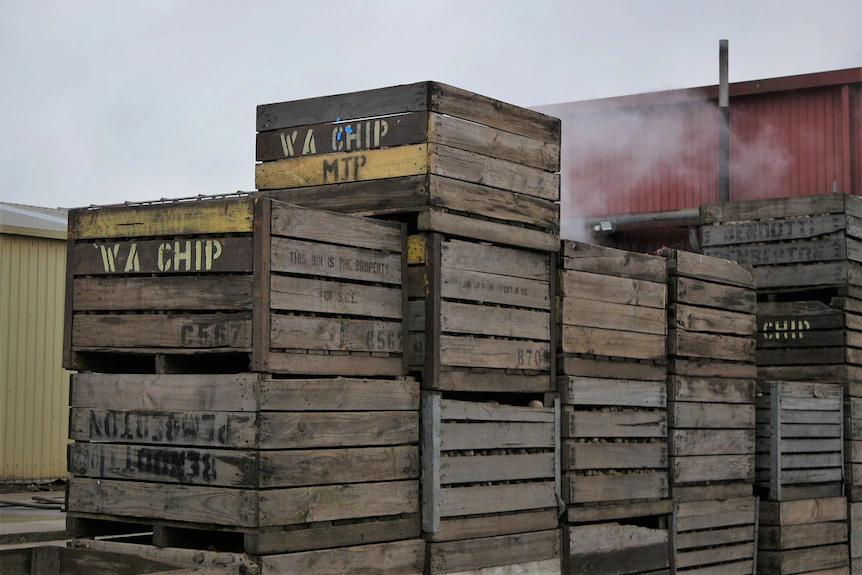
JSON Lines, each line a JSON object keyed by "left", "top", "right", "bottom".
{"left": 1, "top": 0, "right": 860, "bottom": 208}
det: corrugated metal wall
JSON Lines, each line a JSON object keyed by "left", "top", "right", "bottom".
{"left": 549, "top": 80, "right": 862, "bottom": 219}
{"left": 0, "top": 233, "right": 69, "bottom": 481}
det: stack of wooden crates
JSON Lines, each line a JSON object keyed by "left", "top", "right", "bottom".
{"left": 254, "top": 82, "right": 564, "bottom": 575}
{"left": 700, "top": 193, "right": 854, "bottom": 575}
{"left": 661, "top": 249, "right": 759, "bottom": 575}
{"left": 63, "top": 198, "right": 425, "bottom": 574}
{"left": 556, "top": 242, "right": 672, "bottom": 575}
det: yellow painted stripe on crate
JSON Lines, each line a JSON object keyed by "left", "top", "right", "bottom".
{"left": 75, "top": 199, "right": 255, "bottom": 239}
{"left": 255, "top": 143, "right": 429, "bottom": 190}
{"left": 407, "top": 234, "right": 426, "bottom": 265}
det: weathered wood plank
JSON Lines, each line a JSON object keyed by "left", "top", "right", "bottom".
{"left": 265, "top": 351, "right": 403, "bottom": 376}
{"left": 270, "top": 201, "right": 402, "bottom": 251}
{"left": 675, "top": 497, "right": 757, "bottom": 532}
{"left": 259, "top": 446, "right": 419, "bottom": 487}
{"left": 439, "top": 453, "right": 554, "bottom": 484}
{"left": 440, "top": 238, "right": 550, "bottom": 280}
{"left": 672, "top": 454, "right": 755, "bottom": 483}
{"left": 247, "top": 515, "right": 420, "bottom": 554}
{"left": 669, "top": 358, "right": 757, "bottom": 379}
{"left": 670, "top": 303, "right": 756, "bottom": 336}
{"left": 428, "top": 510, "right": 557, "bottom": 543}
{"left": 559, "top": 270, "right": 666, "bottom": 309}
{"left": 704, "top": 237, "right": 846, "bottom": 266}
{"left": 564, "top": 409, "right": 667, "bottom": 439}
{"left": 759, "top": 497, "right": 847, "bottom": 525}
{"left": 258, "top": 377, "right": 418, "bottom": 411}
{"left": 261, "top": 539, "right": 425, "bottom": 575}
{"left": 72, "top": 313, "right": 252, "bottom": 349}
{"left": 563, "top": 473, "right": 668, "bottom": 504}
{"left": 440, "top": 399, "right": 555, "bottom": 422}
{"left": 439, "top": 482, "right": 556, "bottom": 517}
{"left": 759, "top": 522, "right": 848, "bottom": 551}
{"left": 260, "top": 480, "right": 419, "bottom": 526}
{"left": 70, "top": 373, "right": 260, "bottom": 411}
{"left": 559, "top": 377, "right": 666, "bottom": 408}
{"left": 669, "top": 402, "right": 754, "bottom": 429}
{"left": 758, "top": 544, "right": 848, "bottom": 575}
{"left": 562, "top": 325, "right": 666, "bottom": 361}
{"left": 669, "top": 376, "right": 756, "bottom": 403}
{"left": 669, "top": 276, "right": 756, "bottom": 313}
{"left": 257, "top": 112, "right": 428, "bottom": 161}
{"left": 270, "top": 276, "right": 402, "bottom": 318}
{"left": 441, "top": 266, "right": 550, "bottom": 309}
{"left": 666, "top": 249, "right": 755, "bottom": 288}
{"left": 69, "top": 408, "right": 257, "bottom": 448}
{"left": 668, "top": 329, "right": 755, "bottom": 362}
{"left": 73, "top": 276, "right": 253, "bottom": 311}
{"left": 270, "top": 237, "right": 401, "bottom": 284}
{"left": 418, "top": 208, "right": 560, "bottom": 253}
{"left": 259, "top": 411, "right": 418, "bottom": 449}
{"left": 428, "top": 529, "right": 560, "bottom": 574}
{"left": 440, "top": 301, "right": 550, "bottom": 340}
{"left": 560, "top": 357, "right": 667, "bottom": 381}
{"left": 699, "top": 194, "right": 847, "bottom": 224}
{"left": 72, "top": 198, "right": 255, "bottom": 239}
{"left": 561, "top": 298, "right": 666, "bottom": 335}
{"left": 563, "top": 442, "right": 667, "bottom": 470}
{"left": 756, "top": 261, "right": 849, "bottom": 290}
{"left": 72, "top": 237, "right": 254, "bottom": 275}
{"left": 670, "top": 429, "right": 755, "bottom": 456}
{"left": 270, "top": 315, "right": 402, "bottom": 352}
{"left": 561, "top": 241, "right": 666, "bottom": 283}
{"left": 259, "top": 174, "right": 429, "bottom": 213}
{"left": 440, "top": 422, "right": 554, "bottom": 450}
{"left": 439, "top": 336, "right": 551, "bottom": 371}
{"left": 700, "top": 214, "right": 847, "bottom": 246}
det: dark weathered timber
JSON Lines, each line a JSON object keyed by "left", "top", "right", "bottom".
{"left": 562, "top": 241, "right": 667, "bottom": 283}
{"left": 257, "top": 112, "right": 429, "bottom": 161}
{"left": 756, "top": 329, "right": 844, "bottom": 348}
{"left": 699, "top": 193, "right": 847, "bottom": 224}
{"left": 757, "top": 347, "right": 846, "bottom": 366}
{"left": 664, "top": 248, "right": 755, "bottom": 289}
{"left": 669, "top": 276, "right": 756, "bottom": 314}
{"left": 425, "top": 233, "right": 443, "bottom": 389}
{"left": 757, "top": 300, "right": 844, "bottom": 331}
{"left": 261, "top": 540, "right": 426, "bottom": 575}
{"left": 755, "top": 261, "right": 849, "bottom": 290}
{"left": 257, "top": 83, "right": 430, "bottom": 132}
{"left": 428, "top": 530, "right": 560, "bottom": 574}
{"left": 258, "top": 175, "right": 429, "bottom": 213}
{"left": 62, "top": 219, "right": 76, "bottom": 370}
{"left": 703, "top": 236, "right": 846, "bottom": 266}
{"left": 700, "top": 214, "right": 847, "bottom": 247}
{"left": 73, "top": 276, "right": 254, "bottom": 311}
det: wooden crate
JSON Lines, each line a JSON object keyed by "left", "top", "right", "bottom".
{"left": 673, "top": 497, "right": 758, "bottom": 575}
{"left": 756, "top": 381, "right": 844, "bottom": 502}
{"left": 407, "top": 233, "right": 553, "bottom": 393}
{"left": 700, "top": 193, "right": 862, "bottom": 294}
{"left": 421, "top": 394, "right": 559, "bottom": 541}
{"left": 558, "top": 242, "right": 667, "bottom": 366}
{"left": 66, "top": 372, "right": 421, "bottom": 555}
{"left": 426, "top": 530, "right": 560, "bottom": 575}
{"left": 255, "top": 82, "right": 561, "bottom": 253}
{"left": 563, "top": 521, "right": 669, "bottom": 575}
{"left": 558, "top": 375, "right": 669, "bottom": 511}
{"left": 758, "top": 497, "right": 849, "bottom": 575}
{"left": 64, "top": 198, "right": 406, "bottom": 376}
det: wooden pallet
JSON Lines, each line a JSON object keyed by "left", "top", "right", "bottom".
{"left": 421, "top": 394, "right": 559, "bottom": 541}
{"left": 426, "top": 529, "right": 560, "bottom": 575}
{"left": 67, "top": 372, "right": 421, "bottom": 555}
{"left": 756, "top": 381, "right": 844, "bottom": 502}
{"left": 758, "top": 497, "right": 849, "bottom": 575}
{"left": 563, "top": 520, "right": 669, "bottom": 575}
{"left": 65, "top": 199, "right": 407, "bottom": 376}
{"left": 254, "top": 82, "right": 561, "bottom": 249}
{"left": 407, "top": 233, "right": 554, "bottom": 393}
{"left": 700, "top": 193, "right": 862, "bottom": 294}
{"left": 673, "top": 497, "right": 758, "bottom": 575}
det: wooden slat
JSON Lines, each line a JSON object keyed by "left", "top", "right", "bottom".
{"left": 564, "top": 409, "right": 666, "bottom": 439}
{"left": 755, "top": 261, "right": 849, "bottom": 290}
{"left": 559, "top": 270, "right": 666, "bottom": 309}
{"left": 759, "top": 497, "right": 847, "bottom": 525}
{"left": 666, "top": 249, "right": 755, "bottom": 288}
{"left": 758, "top": 544, "right": 848, "bottom": 575}
{"left": 670, "top": 429, "right": 755, "bottom": 456}
{"left": 428, "top": 510, "right": 557, "bottom": 543}
{"left": 671, "top": 454, "right": 755, "bottom": 483}
{"left": 563, "top": 473, "right": 668, "bottom": 504}
{"left": 562, "top": 325, "right": 666, "bottom": 360}
{"left": 438, "top": 336, "right": 551, "bottom": 371}
{"left": 259, "top": 411, "right": 417, "bottom": 449}
{"left": 270, "top": 276, "right": 402, "bottom": 318}
{"left": 700, "top": 213, "right": 847, "bottom": 246}
{"left": 440, "top": 301, "right": 550, "bottom": 340}
{"left": 269, "top": 315, "right": 402, "bottom": 352}
{"left": 72, "top": 198, "right": 255, "bottom": 239}
{"left": 675, "top": 497, "right": 757, "bottom": 532}
{"left": 759, "top": 522, "right": 848, "bottom": 551}
{"left": 560, "top": 377, "right": 666, "bottom": 408}
{"left": 258, "top": 377, "right": 418, "bottom": 411}
{"left": 261, "top": 540, "right": 425, "bottom": 575}
{"left": 669, "top": 329, "right": 755, "bottom": 362}
{"left": 563, "top": 442, "right": 667, "bottom": 470}
{"left": 704, "top": 237, "right": 846, "bottom": 266}
{"left": 260, "top": 480, "right": 419, "bottom": 526}
{"left": 439, "top": 453, "right": 554, "bottom": 484}
{"left": 259, "top": 446, "right": 419, "bottom": 487}
{"left": 69, "top": 407, "right": 257, "bottom": 448}
{"left": 440, "top": 422, "right": 554, "bottom": 450}
{"left": 428, "top": 529, "right": 560, "bottom": 574}
{"left": 670, "top": 303, "right": 756, "bottom": 336}
{"left": 70, "top": 373, "right": 260, "bottom": 411}
{"left": 669, "top": 402, "right": 754, "bottom": 429}
{"left": 559, "top": 357, "right": 668, "bottom": 381}
{"left": 561, "top": 241, "right": 666, "bottom": 283}
{"left": 440, "top": 238, "right": 550, "bottom": 280}
{"left": 418, "top": 208, "right": 560, "bottom": 253}
{"left": 270, "top": 201, "right": 402, "bottom": 251}
{"left": 440, "top": 399, "right": 554, "bottom": 422}
{"left": 669, "top": 376, "right": 756, "bottom": 403}
{"left": 264, "top": 351, "right": 403, "bottom": 376}
{"left": 439, "top": 482, "right": 556, "bottom": 517}
{"left": 72, "top": 237, "right": 254, "bottom": 275}
{"left": 270, "top": 237, "right": 401, "bottom": 284}
{"left": 669, "top": 358, "right": 757, "bottom": 379}
{"left": 256, "top": 112, "right": 428, "bottom": 161}
{"left": 561, "top": 297, "right": 667, "bottom": 335}
{"left": 699, "top": 194, "right": 847, "bottom": 223}
{"left": 669, "top": 276, "right": 756, "bottom": 313}
{"left": 440, "top": 266, "right": 550, "bottom": 309}
{"left": 428, "top": 111, "right": 560, "bottom": 171}
{"left": 72, "top": 313, "right": 252, "bottom": 349}
{"left": 73, "top": 276, "right": 253, "bottom": 311}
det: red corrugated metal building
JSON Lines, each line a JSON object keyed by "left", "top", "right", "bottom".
{"left": 535, "top": 67, "right": 862, "bottom": 253}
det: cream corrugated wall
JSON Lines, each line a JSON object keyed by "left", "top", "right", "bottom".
{"left": 0, "top": 233, "right": 70, "bottom": 481}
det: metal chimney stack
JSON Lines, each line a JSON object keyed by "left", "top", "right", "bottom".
{"left": 719, "top": 39, "right": 730, "bottom": 202}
